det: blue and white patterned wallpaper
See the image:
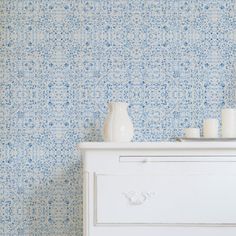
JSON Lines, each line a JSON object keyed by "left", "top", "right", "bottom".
{"left": 1, "top": 0, "right": 236, "bottom": 235}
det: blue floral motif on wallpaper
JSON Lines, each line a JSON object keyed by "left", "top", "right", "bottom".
{"left": 0, "top": 0, "right": 236, "bottom": 235}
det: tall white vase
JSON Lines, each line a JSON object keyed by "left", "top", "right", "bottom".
{"left": 103, "top": 102, "right": 134, "bottom": 142}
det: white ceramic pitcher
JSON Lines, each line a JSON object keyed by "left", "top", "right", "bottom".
{"left": 103, "top": 102, "right": 134, "bottom": 142}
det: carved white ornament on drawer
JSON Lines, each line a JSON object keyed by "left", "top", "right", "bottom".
{"left": 123, "top": 191, "right": 155, "bottom": 206}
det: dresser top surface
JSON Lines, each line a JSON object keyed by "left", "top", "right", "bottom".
{"left": 78, "top": 142, "right": 236, "bottom": 151}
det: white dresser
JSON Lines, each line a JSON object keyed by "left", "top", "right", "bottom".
{"left": 78, "top": 142, "right": 236, "bottom": 236}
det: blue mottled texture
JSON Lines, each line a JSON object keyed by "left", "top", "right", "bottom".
{"left": 0, "top": 0, "right": 236, "bottom": 235}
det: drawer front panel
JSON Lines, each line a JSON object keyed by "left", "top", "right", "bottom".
{"left": 95, "top": 173, "right": 236, "bottom": 225}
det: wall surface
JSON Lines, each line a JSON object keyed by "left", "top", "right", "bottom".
{"left": 1, "top": 0, "right": 236, "bottom": 235}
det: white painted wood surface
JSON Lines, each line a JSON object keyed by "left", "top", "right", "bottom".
{"left": 79, "top": 142, "right": 236, "bottom": 236}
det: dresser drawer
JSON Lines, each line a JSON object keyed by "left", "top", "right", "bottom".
{"left": 95, "top": 173, "right": 236, "bottom": 225}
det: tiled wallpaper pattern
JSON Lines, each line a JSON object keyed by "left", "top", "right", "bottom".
{"left": 1, "top": 0, "right": 236, "bottom": 235}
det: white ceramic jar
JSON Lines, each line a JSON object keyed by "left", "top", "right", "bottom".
{"left": 103, "top": 102, "right": 134, "bottom": 142}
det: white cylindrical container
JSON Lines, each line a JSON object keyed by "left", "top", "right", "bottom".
{"left": 184, "top": 128, "right": 200, "bottom": 138}
{"left": 203, "top": 118, "right": 219, "bottom": 138}
{"left": 222, "top": 109, "right": 236, "bottom": 138}
{"left": 103, "top": 102, "right": 134, "bottom": 142}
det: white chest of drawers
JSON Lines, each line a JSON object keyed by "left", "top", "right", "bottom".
{"left": 79, "top": 142, "right": 236, "bottom": 236}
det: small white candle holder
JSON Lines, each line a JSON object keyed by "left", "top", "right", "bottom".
{"left": 184, "top": 128, "right": 200, "bottom": 138}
